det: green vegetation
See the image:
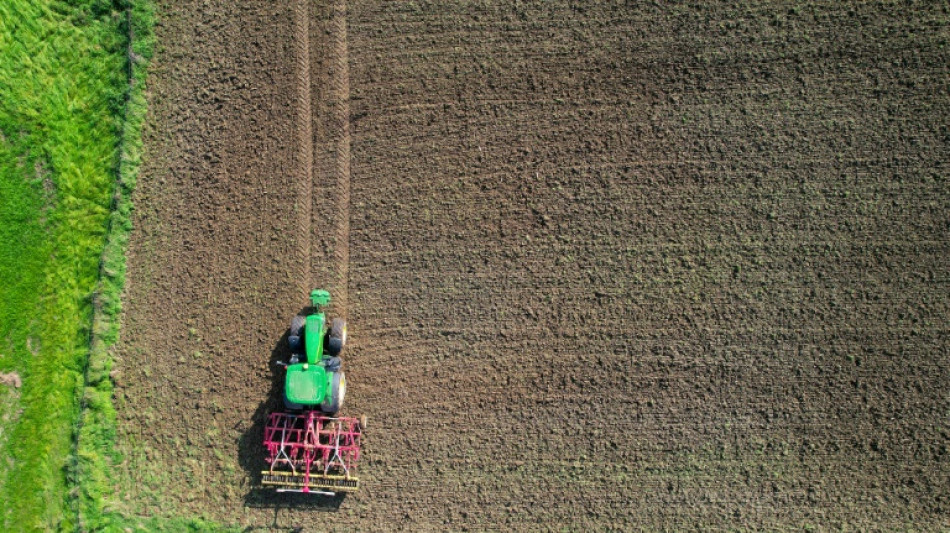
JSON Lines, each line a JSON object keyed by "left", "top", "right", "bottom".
{"left": 71, "top": 0, "right": 155, "bottom": 529}
{"left": 0, "top": 0, "right": 141, "bottom": 529}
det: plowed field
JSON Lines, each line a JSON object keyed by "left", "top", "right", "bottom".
{"left": 113, "top": 1, "right": 949, "bottom": 530}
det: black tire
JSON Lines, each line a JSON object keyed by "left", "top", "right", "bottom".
{"left": 325, "top": 318, "right": 347, "bottom": 356}
{"left": 289, "top": 315, "right": 306, "bottom": 354}
{"left": 321, "top": 371, "right": 345, "bottom": 414}
{"left": 323, "top": 356, "right": 341, "bottom": 373}
{"left": 290, "top": 315, "right": 307, "bottom": 335}
{"left": 284, "top": 397, "right": 304, "bottom": 411}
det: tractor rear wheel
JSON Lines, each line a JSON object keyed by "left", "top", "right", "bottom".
{"left": 321, "top": 371, "right": 346, "bottom": 414}
{"left": 325, "top": 318, "right": 347, "bottom": 356}
{"left": 289, "top": 315, "right": 306, "bottom": 354}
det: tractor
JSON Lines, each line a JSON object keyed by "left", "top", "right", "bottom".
{"left": 283, "top": 289, "right": 347, "bottom": 412}
{"left": 261, "top": 289, "right": 365, "bottom": 495}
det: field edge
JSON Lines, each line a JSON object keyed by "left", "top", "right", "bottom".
{"left": 72, "top": 1, "right": 156, "bottom": 530}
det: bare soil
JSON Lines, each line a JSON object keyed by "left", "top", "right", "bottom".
{"left": 113, "top": 1, "right": 949, "bottom": 530}
{"left": 0, "top": 373, "right": 21, "bottom": 389}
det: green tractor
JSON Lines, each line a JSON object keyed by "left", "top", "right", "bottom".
{"left": 262, "top": 288, "right": 364, "bottom": 494}
{"left": 282, "top": 289, "right": 347, "bottom": 413}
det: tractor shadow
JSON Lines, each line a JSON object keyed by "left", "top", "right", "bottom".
{"left": 238, "top": 307, "right": 346, "bottom": 515}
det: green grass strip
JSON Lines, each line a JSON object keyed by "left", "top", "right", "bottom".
{"left": 0, "top": 1, "right": 127, "bottom": 530}
{"left": 71, "top": 1, "right": 154, "bottom": 529}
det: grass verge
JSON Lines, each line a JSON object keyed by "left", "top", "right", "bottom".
{"left": 0, "top": 1, "right": 127, "bottom": 529}
{"left": 71, "top": 2, "right": 154, "bottom": 529}
{"left": 1, "top": 2, "right": 240, "bottom": 528}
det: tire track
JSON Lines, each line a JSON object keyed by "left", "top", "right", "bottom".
{"left": 302, "top": 0, "right": 350, "bottom": 315}
{"left": 293, "top": 0, "right": 313, "bottom": 299}
{"left": 326, "top": 0, "right": 352, "bottom": 316}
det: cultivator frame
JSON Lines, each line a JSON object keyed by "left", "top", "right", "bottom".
{"left": 262, "top": 412, "right": 363, "bottom": 494}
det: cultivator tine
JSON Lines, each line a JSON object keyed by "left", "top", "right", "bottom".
{"left": 268, "top": 414, "right": 299, "bottom": 475}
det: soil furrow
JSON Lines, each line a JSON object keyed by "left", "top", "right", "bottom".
{"left": 293, "top": 0, "right": 314, "bottom": 296}
{"left": 327, "top": 0, "right": 351, "bottom": 315}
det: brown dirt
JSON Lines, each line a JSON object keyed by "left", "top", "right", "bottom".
{"left": 0, "top": 373, "right": 20, "bottom": 389}
{"left": 113, "top": 1, "right": 949, "bottom": 530}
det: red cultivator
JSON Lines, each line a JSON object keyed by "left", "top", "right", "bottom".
{"left": 262, "top": 412, "right": 365, "bottom": 494}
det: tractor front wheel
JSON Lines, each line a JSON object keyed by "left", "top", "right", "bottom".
{"left": 325, "top": 318, "right": 347, "bottom": 356}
